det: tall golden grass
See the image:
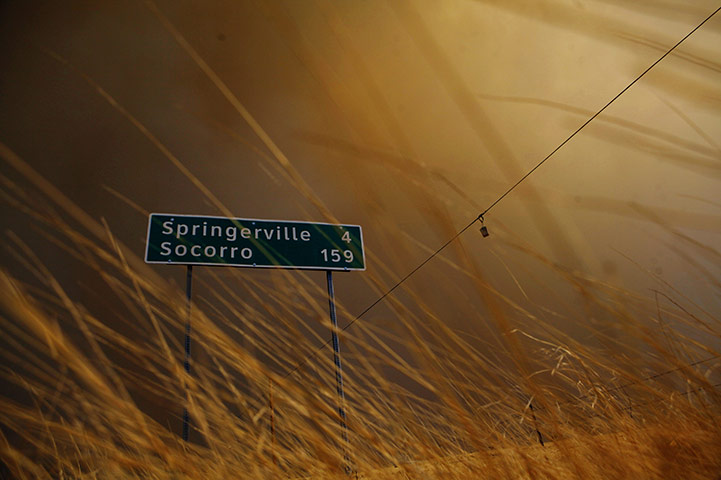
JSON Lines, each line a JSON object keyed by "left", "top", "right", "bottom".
{"left": 2, "top": 2, "right": 720, "bottom": 478}
{"left": 1, "top": 138, "right": 720, "bottom": 479}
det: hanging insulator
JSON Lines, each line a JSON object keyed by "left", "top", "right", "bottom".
{"left": 478, "top": 214, "right": 489, "bottom": 237}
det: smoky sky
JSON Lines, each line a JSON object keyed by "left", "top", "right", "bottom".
{"left": 1, "top": 1, "right": 720, "bottom": 359}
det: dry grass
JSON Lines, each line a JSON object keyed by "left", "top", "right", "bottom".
{"left": 1, "top": 139, "right": 720, "bottom": 479}
{"left": 1, "top": 2, "right": 720, "bottom": 478}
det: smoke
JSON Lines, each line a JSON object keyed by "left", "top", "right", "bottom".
{"left": 1, "top": 0, "right": 720, "bottom": 419}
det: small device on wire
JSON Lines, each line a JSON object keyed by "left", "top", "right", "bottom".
{"left": 479, "top": 214, "right": 489, "bottom": 237}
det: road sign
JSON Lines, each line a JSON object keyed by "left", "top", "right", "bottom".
{"left": 145, "top": 213, "right": 365, "bottom": 271}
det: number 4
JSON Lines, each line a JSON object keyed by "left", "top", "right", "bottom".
{"left": 342, "top": 231, "right": 352, "bottom": 243}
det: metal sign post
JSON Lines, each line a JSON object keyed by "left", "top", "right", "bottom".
{"left": 145, "top": 213, "right": 364, "bottom": 457}
{"left": 182, "top": 265, "right": 192, "bottom": 442}
{"left": 326, "top": 271, "right": 350, "bottom": 472}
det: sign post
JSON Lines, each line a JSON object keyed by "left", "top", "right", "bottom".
{"left": 182, "top": 265, "right": 192, "bottom": 442}
{"left": 145, "top": 213, "right": 364, "bottom": 462}
{"left": 326, "top": 271, "right": 350, "bottom": 471}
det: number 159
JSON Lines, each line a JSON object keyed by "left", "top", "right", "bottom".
{"left": 321, "top": 249, "right": 353, "bottom": 263}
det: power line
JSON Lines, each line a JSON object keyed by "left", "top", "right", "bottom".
{"left": 619, "top": 381, "right": 721, "bottom": 412}
{"left": 611, "top": 354, "right": 721, "bottom": 393}
{"left": 283, "top": 217, "right": 478, "bottom": 378}
{"left": 283, "top": 6, "right": 720, "bottom": 379}
{"left": 480, "top": 5, "right": 720, "bottom": 219}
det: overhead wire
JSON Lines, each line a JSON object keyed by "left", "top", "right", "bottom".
{"left": 478, "top": 5, "right": 720, "bottom": 219}
{"left": 283, "top": 217, "right": 478, "bottom": 378}
{"left": 283, "top": 6, "right": 721, "bottom": 379}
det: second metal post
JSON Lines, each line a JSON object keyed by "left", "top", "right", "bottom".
{"left": 326, "top": 271, "right": 350, "bottom": 470}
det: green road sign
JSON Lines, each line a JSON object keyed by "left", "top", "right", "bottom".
{"left": 145, "top": 213, "right": 365, "bottom": 271}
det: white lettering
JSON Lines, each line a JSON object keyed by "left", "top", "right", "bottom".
{"left": 231, "top": 247, "right": 239, "bottom": 257}
{"left": 321, "top": 249, "right": 343, "bottom": 262}
{"left": 162, "top": 221, "right": 173, "bottom": 235}
{"left": 176, "top": 224, "right": 188, "bottom": 238}
{"left": 175, "top": 244, "right": 187, "bottom": 256}
{"left": 241, "top": 248, "right": 252, "bottom": 259}
{"left": 220, "top": 246, "right": 227, "bottom": 257}
{"left": 191, "top": 245, "right": 202, "bottom": 257}
{"left": 160, "top": 242, "right": 172, "bottom": 256}
{"left": 226, "top": 226, "right": 237, "bottom": 242}
{"left": 204, "top": 246, "right": 216, "bottom": 257}
{"left": 240, "top": 228, "right": 251, "bottom": 239}
{"left": 300, "top": 230, "right": 310, "bottom": 241}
